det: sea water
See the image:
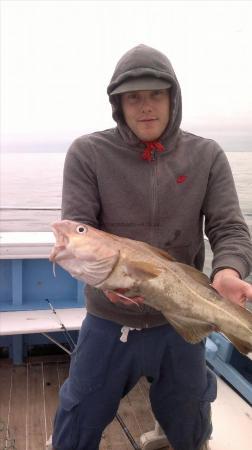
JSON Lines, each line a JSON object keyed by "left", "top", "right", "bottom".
{"left": 1, "top": 151, "right": 252, "bottom": 278}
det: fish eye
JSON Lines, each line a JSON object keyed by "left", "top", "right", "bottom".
{"left": 76, "top": 225, "right": 87, "bottom": 234}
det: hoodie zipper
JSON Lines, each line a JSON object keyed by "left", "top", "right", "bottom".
{"left": 150, "top": 150, "right": 158, "bottom": 242}
{"left": 151, "top": 149, "right": 157, "bottom": 161}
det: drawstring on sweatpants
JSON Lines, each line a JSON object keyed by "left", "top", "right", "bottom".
{"left": 120, "top": 326, "right": 142, "bottom": 343}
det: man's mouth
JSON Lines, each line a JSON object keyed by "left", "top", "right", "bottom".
{"left": 138, "top": 118, "right": 157, "bottom": 122}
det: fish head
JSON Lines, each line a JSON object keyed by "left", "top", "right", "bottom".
{"left": 49, "top": 220, "right": 119, "bottom": 286}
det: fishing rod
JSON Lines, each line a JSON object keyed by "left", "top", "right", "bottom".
{"left": 46, "top": 300, "right": 141, "bottom": 450}
{"left": 45, "top": 299, "right": 76, "bottom": 351}
{"left": 116, "top": 413, "right": 141, "bottom": 450}
{"left": 41, "top": 332, "right": 72, "bottom": 355}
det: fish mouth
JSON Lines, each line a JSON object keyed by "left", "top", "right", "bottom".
{"left": 49, "top": 223, "right": 70, "bottom": 262}
{"left": 49, "top": 244, "right": 66, "bottom": 262}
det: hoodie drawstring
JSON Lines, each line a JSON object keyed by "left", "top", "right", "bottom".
{"left": 141, "top": 141, "right": 164, "bottom": 162}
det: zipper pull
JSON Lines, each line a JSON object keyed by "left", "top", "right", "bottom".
{"left": 151, "top": 150, "right": 157, "bottom": 161}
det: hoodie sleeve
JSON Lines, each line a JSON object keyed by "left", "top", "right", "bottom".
{"left": 202, "top": 145, "right": 252, "bottom": 280}
{"left": 61, "top": 137, "right": 101, "bottom": 227}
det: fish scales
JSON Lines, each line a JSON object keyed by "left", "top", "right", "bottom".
{"left": 49, "top": 220, "right": 252, "bottom": 355}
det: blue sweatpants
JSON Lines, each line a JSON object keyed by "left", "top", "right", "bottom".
{"left": 52, "top": 313, "right": 217, "bottom": 450}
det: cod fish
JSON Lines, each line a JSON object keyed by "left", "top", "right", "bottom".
{"left": 49, "top": 220, "right": 252, "bottom": 355}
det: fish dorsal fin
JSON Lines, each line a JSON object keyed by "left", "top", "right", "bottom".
{"left": 175, "top": 262, "right": 211, "bottom": 288}
{"left": 167, "top": 314, "right": 218, "bottom": 344}
{"left": 223, "top": 333, "right": 252, "bottom": 355}
{"left": 125, "top": 260, "right": 161, "bottom": 281}
{"left": 142, "top": 243, "right": 176, "bottom": 262}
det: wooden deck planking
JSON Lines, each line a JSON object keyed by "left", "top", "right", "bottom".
{"left": 0, "top": 359, "right": 147, "bottom": 450}
{"left": 56, "top": 360, "right": 70, "bottom": 387}
{"left": 101, "top": 377, "right": 158, "bottom": 449}
{"left": 8, "top": 365, "right": 27, "bottom": 449}
{"left": 43, "top": 363, "right": 62, "bottom": 442}
{"left": 100, "top": 417, "right": 133, "bottom": 450}
{"left": 0, "top": 362, "right": 14, "bottom": 448}
{"left": 0, "top": 358, "right": 251, "bottom": 450}
{"left": 26, "top": 364, "right": 46, "bottom": 450}
{"left": 127, "top": 378, "right": 155, "bottom": 433}
{"left": 0, "top": 362, "right": 12, "bottom": 424}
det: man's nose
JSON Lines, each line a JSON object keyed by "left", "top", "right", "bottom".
{"left": 140, "top": 96, "right": 153, "bottom": 112}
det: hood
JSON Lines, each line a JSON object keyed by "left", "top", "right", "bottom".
{"left": 107, "top": 44, "right": 182, "bottom": 146}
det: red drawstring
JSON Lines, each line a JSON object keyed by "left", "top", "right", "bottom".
{"left": 141, "top": 141, "right": 164, "bottom": 161}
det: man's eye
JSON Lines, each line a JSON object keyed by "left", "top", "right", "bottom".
{"left": 152, "top": 90, "right": 167, "bottom": 98}
{"left": 127, "top": 93, "right": 138, "bottom": 101}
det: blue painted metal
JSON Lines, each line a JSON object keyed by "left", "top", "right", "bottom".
{"left": 11, "top": 335, "right": 23, "bottom": 365}
{"left": 0, "top": 260, "right": 12, "bottom": 308}
{"left": 0, "top": 257, "right": 85, "bottom": 363}
{"left": 12, "top": 260, "right": 23, "bottom": 305}
{"left": 23, "top": 259, "right": 79, "bottom": 309}
{"left": 0, "top": 258, "right": 85, "bottom": 312}
{"left": 206, "top": 333, "right": 252, "bottom": 405}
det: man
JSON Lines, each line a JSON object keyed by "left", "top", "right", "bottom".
{"left": 52, "top": 44, "right": 252, "bottom": 450}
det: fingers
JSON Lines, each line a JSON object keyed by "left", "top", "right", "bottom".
{"left": 244, "top": 282, "right": 252, "bottom": 301}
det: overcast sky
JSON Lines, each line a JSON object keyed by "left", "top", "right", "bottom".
{"left": 1, "top": 0, "right": 252, "bottom": 151}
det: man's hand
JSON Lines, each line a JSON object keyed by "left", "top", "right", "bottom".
{"left": 212, "top": 268, "right": 252, "bottom": 307}
{"left": 104, "top": 288, "right": 144, "bottom": 306}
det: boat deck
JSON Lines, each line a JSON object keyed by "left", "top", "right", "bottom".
{"left": 0, "top": 357, "right": 251, "bottom": 450}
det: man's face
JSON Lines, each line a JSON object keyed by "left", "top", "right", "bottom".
{"left": 121, "top": 89, "right": 170, "bottom": 142}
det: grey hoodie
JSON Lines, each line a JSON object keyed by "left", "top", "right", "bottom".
{"left": 61, "top": 44, "right": 252, "bottom": 328}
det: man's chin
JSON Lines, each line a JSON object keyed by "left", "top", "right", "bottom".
{"left": 134, "top": 125, "right": 165, "bottom": 142}
{"left": 135, "top": 131, "right": 162, "bottom": 142}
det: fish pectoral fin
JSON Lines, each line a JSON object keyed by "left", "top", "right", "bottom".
{"left": 167, "top": 315, "right": 218, "bottom": 344}
{"left": 125, "top": 260, "right": 161, "bottom": 281}
{"left": 222, "top": 333, "right": 252, "bottom": 355}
